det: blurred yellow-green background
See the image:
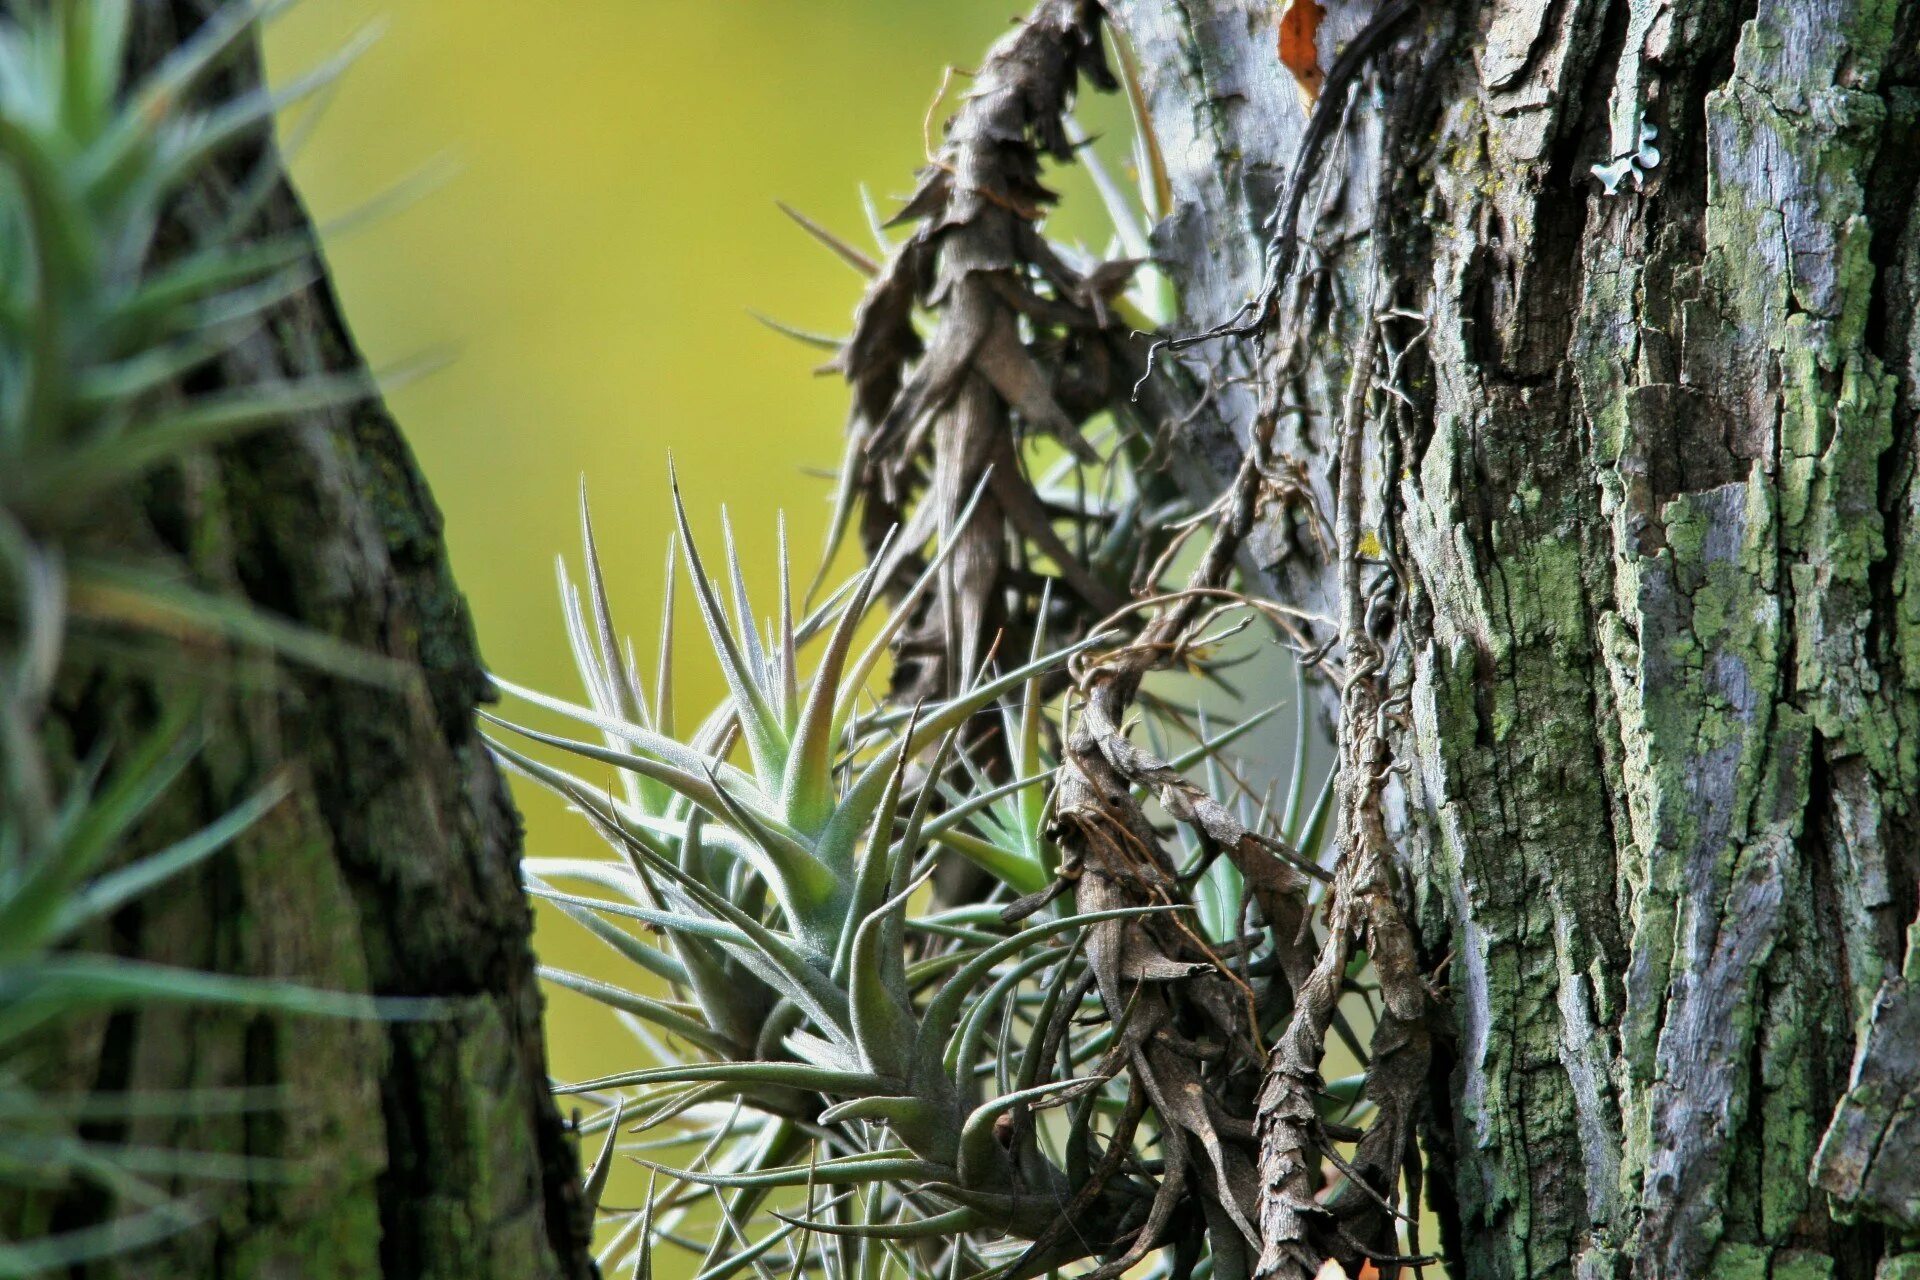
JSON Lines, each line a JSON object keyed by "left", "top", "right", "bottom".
{"left": 262, "top": 0, "right": 1019, "bottom": 1084}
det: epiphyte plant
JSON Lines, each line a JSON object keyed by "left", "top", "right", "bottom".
{"left": 488, "top": 481, "right": 1126, "bottom": 1260}
{"left": 488, "top": 476, "right": 1337, "bottom": 1280}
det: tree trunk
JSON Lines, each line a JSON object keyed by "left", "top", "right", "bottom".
{"left": 23, "top": 7, "right": 594, "bottom": 1277}
{"left": 1106, "top": 1, "right": 1920, "bottom": 1277}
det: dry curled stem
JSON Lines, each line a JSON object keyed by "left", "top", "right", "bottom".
{"left": 832, "top": 0, "right": 1167, "bottom": 703}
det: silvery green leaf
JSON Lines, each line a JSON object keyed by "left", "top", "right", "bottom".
{"left": 582, "top": 1097, "right": 625, "bottom": 1216}
{"left": 540, "top": 967, "right": 734, "bottom": 1057}
{"left": 912, "top": 906, "right": 1180, "bottom": 1086}
{"left": 635, "top": 1150, "right": 946, "bottom": 1191}
{"left": 668, "top": 470, "right": 788, "bottom": 780}
{"left": 553, "top": 1061, "right": 894, "bottom": 1102}
{"left": 769, "top": 1206, "right": 977, "bottom": 1241}
{"left": 956, "top": 1077, "right": 1105, "bottom": 1183}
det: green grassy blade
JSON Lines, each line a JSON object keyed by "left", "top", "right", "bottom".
{"left": 823, "top": 631, "right": 1108, "bottom": 868}
{"left": 926, "top": 831, "right": 1047, "bottom": 898}
{"left": 921, "top": 770, "right": 1049, "bottom": 842}
{"left": 0, "top": 713, "right": 196, "bottom": 952}
{"left": 582, "top": 1096, "right": 625, "bottom": 1215}
{"left": 579, "top": 483, "right": 646, "bottom": 723}
{"left": 781, "top": 552, "right": 882, "bottom": 838}
{"left": 524, "top": 884, "right": 755, "bottom": 952}
{"left": 0, "top": 1085, "right": 281, "bottom": 1122}
{"left": 804, "top": 437, "right": 863, "bottom": 611}
{"left": 530, "top": 879, "right": 840, "bottom": 1040}
{"left": 847, "top": 869, "right": 931, "bottom": 1079}
{"left": 697, "top": 763, "right": 840, "bottom": 922}
{"left": 669, "top": 812, "right": 768, "bottom": 1049}
{"left": 956, "top": 1077, "right": 1102, "bottom": 1181}
{"left": 108, "top": 234, "right": 314, "bottom": 333}
{"left": 480, "top": 713, "right": 764, "bottom": 835}
{"left": 720, "top": 508, "right": 774, "bottom": 699}
{"left": 1281, "top": 654, "right": 1310, "bottom": 835}
{"left": 769, "top": 1207, "right": 977, "bottom": 1241}
{"left": 776, "top": 514, "right": 798, "bottom": 728}
{"left": 71, "top": 320, "right": 269, "bottom": 411}
{"left": 489, "top": 739, "right": 674, "bottom": 867}
{"left": 833, "top": 734, "right": 909, "bottom": 983}
{"left": 912, "top": 906, "right": 1179, "bottom": 1086}
{"left": 655, "top": 536, "right": 677, "bottom": 739}
{"left": 526, "top": 803, "right": 850, "bottom": 1044}
{"left": 1015, "top": 943, "right": 1082, "bottom": 1091}
{"left": 943, "top": 945, "right": 1066, "bottom": 1079}
{"left": 486, "top": 678, "right": 764, "bottom": 805}
{"left": 2, "top": 955, "right": 418, "bottom": 1029}
{"left": 1165, "top": 701, "right": 1283, "bottom": 775}
{"left": 512, "top": 872, "right": 689, "bottom": 988}
{"left": 0, "top": 1201, "right": 204, "bottom": 1279}
{"left": 66, "top": 558, "right": 410, "bottom": 686}
{"left": 522, "top": 857, "right": 648, "bottom": 898}
{"left": 558, "top": 557, "right": 615, "bottom": 717}
{"left": 829, "top": 484, "right": 986, "bottom": 739}
{"left": 1295, "top": 759, "right": 1336, "bottom": 861}
{"left": 14, "top": 374, "right": 371, "bottom": 511}
{"left": 149, "top": 23, "right": 381, "bottom": 192}
{"left": 633, "top": 1151, "right": 945, "bottom": 1192}
{"left": 814, "top": 1095, "right": 937, "bottom": 1128}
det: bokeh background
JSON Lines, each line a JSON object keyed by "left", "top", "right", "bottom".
{"left": 260, "top": 0, "right": 1133, "bottom": 1114}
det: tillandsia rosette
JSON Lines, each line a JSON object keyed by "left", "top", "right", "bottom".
{"left": 486, "top": 0, "right": 1436, "bottom": 1274}
{"left": 0, "top": 2, "right": 398, "bottom": 1271}
{"left": 490, "top": 474, "right": 1349, "bottom": 1280}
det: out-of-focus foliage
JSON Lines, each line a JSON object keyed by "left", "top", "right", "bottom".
{"left": 0, "top": 3, "right": 388, "bottom": 1270}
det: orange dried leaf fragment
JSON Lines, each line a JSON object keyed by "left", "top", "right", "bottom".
{"left": 1277, "top": 0, "right": 1326, "bottom": 111}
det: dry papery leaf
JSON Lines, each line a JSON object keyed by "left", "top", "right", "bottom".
{"left": 833, "top": 0, "right": 1177, "bottom": 705}
{"left": 1278, "top": 0, "right": 1327, "bottom": 111}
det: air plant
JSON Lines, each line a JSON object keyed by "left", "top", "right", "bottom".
{"left": 486, "top": 3, "right": 1392, "bottom": 1275}
{"left": 0, "top": 1, "right": 395, "bottom": 1269}
{"left": 483, "top": 0, "right": 1446, "bottom": 1265}
{"left": 488, "top": 480, "right": 1327, "bottom": 1280}
{"left": 490, "top": 485, "right": 1122, "bottom": 1267}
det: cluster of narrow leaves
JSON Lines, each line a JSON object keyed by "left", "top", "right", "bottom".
{"left": 491, "top": 482, "right": 1362, "bottom": 1280}
{"left": 0, "top": 2, "right": 383, "bottom": 1271}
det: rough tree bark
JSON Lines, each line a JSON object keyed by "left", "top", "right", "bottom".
{"left": 1105, "top": 0, "right": 1920, "bottom": 1277}
{"left": 19, "top": 6, "right": 594, "bottom": 1277}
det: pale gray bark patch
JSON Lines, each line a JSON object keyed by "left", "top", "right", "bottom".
{"left": 1108, "top": 0, "right": 1370, "bottom": 639}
